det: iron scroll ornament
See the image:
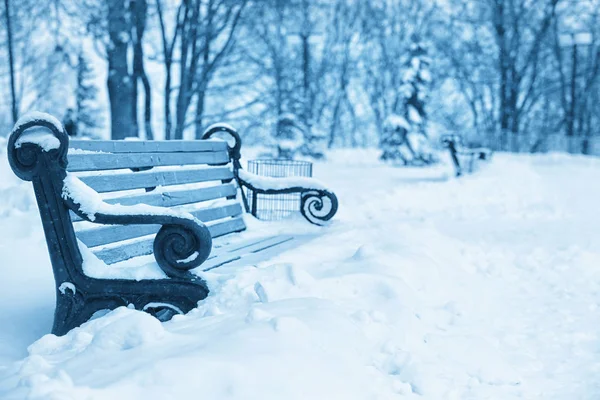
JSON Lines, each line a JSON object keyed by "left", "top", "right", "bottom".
{"left": 300, "top": 189, "right": 339, "bottom": 225}
{"left": 202, "top": 124, "right": 243, "bottom": 171}
{"left": 65, "top": 200, "right": 213, "bottom": 280}
{"left": 8, "top": 116, "right": 70, "bottom": 182}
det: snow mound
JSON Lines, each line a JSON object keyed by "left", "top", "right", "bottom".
{"left": 15, "top": 308, "right": 166, "bottom": 399}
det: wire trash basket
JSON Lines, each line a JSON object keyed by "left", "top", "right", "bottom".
{"left": 246, "top": 159, "right": 313, "bottom": 220}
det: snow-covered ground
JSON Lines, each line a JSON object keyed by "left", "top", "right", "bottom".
{"left": 0, "top": 148, "right": 599, "bottom": 399}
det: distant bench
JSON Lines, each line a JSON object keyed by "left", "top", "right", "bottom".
{"left": 8, "top": 114, "right": 338, "bottom": 335}
{"left": 441, "top": 134, "right": 492, "bottom": 177}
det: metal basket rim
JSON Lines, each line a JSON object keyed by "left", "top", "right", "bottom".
{"left": 247, "top": 158, "right": 314, "bottom": 166}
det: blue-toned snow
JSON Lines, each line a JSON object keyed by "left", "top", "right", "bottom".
{"left": 0, "top": 147, "right": 599, "bottom": 399}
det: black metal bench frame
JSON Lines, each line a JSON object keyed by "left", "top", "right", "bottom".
{"left": 441, "top": 134, "right": 492, "bottom": 177}
{"left": 7, "top": 116, "right": 338, "bottom": 336}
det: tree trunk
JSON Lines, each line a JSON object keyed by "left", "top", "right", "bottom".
{"left": 195, "top": 84, "right": 207, "bottom": 139}
{"left": 155, "top": 0, "right": 173, "bottom": 139}
{"left": 567, "top": 43, "right": 577, "bottom": 140}
{"left": 174, "top": 87, "right": 190, "bottom": 140}
{"left": 496, "top": 2, "right": 510, "bottom": 151}
{"left": 328, "top": 96, "right": 342, "bottom": 149}
{"left": 132, "top": 0, "right": 153, "bottom": 139}
{"left": 131, "top": 62, "right": 140, "bottom": 138}
{"left": 328, "top": 67, "right": 349, "bottom": 149}
{"left": 301, "top": 32, "right": 311, "bottom": 131}
{"left": 173, "top": 1, "right": 199, "bottom": 141}
{"left": 107, "top": 0, "right": 136, "bottom": 139}
{"left": 4, "top": 0, "right": 18, "bottom": 123}
{"left": 141, "top": 73, "right": 153, "bottom": 140}
{"left": 509, "top": 71, "right": 520, "bottom": 152}
{"left": 164, "top": 65, "right": 172, "bottom": 139}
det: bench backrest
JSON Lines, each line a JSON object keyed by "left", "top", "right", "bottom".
{"left": 68, "top": 139, "right": 246, "bottom": 266}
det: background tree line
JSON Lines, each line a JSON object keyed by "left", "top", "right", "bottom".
{"left": 1, "top": 0, "right": 599, "bottom": 154}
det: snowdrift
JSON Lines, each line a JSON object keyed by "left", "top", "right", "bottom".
{"left": 0, "top": 149, "right": 599, "bottom": 399}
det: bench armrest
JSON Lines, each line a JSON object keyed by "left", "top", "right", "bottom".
{"left": 237, "top": 169, "right": 338, "bottom": 226}
{"left": 62, "top": 173, "right": 213, "bottom": 280}
{"left": 440, "top": 134, "right": 492, "bottom": 176}
{"left": 202, "top": 124, "right": 338, "bottom": 225}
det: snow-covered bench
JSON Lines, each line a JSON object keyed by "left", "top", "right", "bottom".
{"left": 7, "top": 113, "right": 338, "bottom": 336}
{"left": 441, "top": 134, "right": 492, "bottom": 177}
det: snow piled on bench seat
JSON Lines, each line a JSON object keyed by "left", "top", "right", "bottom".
{"left": 79, "top": 240, "right": 168, "bottom": 281}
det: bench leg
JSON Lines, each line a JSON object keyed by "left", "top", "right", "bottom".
{"left": 51, "top": 278, "right": 209, "bottom": 336}
{"left": 53, "top": 288, "right": 128, "bottom": 336}
{"left": 251, "top": 190, "right": 258, "bottom": 216}
{"left": 53, "top": 288, "right": 85, "bottom": 336}
{"left": 449, "top": 148, "right": 462, "bottom": 177}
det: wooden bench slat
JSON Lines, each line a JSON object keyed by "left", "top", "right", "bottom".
{"left": 201, "top": 235, "right": 296, "bottom": 271}
{"left": 90, "top": 234, "right": 292, "bottom": 274}
{"left": 69, "top": 183, "right": 238, "bottom": 222}
{"left": 107, "top": 183, "right": 237, "bottom": 207}
{"left": 101, "top": 232, "right": 277, "bottom": 270}
{"left": 78, "top": 166, "right": 234, "bottom": 193}
{"left": 67, "top": 151, "right": 230, "bottom": 172}
{"left": 92, "top": 217, "right": 247, "bottom": 265}
{"left": 77, "top": 202, "right": 244, "bottom": 248}
{"left": 92, "top": 238, "right": 155, "bottom": 266}
{"left": 207, "top": 217, "right": 247, "bottom": 238}
{"left": 69, "top": 139, "right": 228, "bottom": 153}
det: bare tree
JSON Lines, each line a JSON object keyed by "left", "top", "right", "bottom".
{"left": 155, "top": 0, "right": 180, "bottom": 140}
{"left": 1, "top": 0, "right": 82, "bottom": 124}
{"left": 3, "top": 0, "right": 18, "bottom": 123}
{"left": 237, "top": 0, "right": 300, "bottom": 141}
{"left": 437, "top": 0, "right": 561, "bottom": 151}
{"left": 434, "top": 1, "right": 500, "bottom": 142}
{"left": 106, "top": 0, "right": 136, "bottom": 139}
{"left": 131, "top": 0, "right": 153, "bottom": 139}
{"left": 552, "top": 3, "right": 600, "bottom": 153}
{"left": 320, "top": 0, "right": 361, "bottom": 148}
{"left": 490, "top": 0, "right": 560, "bottom": 151}
{"left": 83, "top": 0, "right": 154, "bottom": 139}
{"left": 154, "top": 0, "right": 247, "bottom": 140}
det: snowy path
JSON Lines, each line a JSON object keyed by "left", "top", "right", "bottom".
{"left": 315, "top": 153, "right": 600, "bottom": 398}
{"left": 0, "top": 150, "right": 599, "bottom": 399}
